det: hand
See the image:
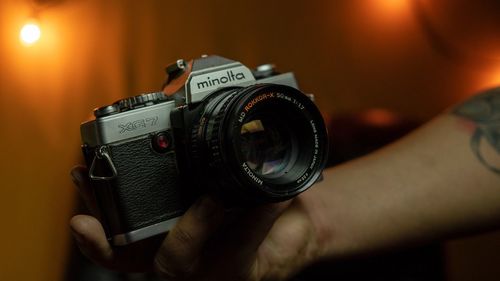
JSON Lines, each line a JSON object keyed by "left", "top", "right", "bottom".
{"left": 70, "top": 166, "right": 323, "bottom": 280}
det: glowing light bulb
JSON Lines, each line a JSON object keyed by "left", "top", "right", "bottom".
{"left": 20, "top": 22, "right": 41, "bottom": 45}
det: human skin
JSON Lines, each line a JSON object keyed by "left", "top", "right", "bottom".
{"left": 70, "top": 88, "right": 500, "bottom": 280}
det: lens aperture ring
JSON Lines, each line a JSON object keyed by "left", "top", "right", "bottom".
{"left": 204, "top": 90, "right": 242, "bottom": 167}
{"left": 189, "top": 88, "right": 241, "bottom": 178}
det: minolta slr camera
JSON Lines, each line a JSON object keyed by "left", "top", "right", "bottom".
{"left": 80, "top": 55, "right": 328, "bottom": 245}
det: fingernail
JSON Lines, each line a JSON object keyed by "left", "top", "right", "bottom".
{"left": 70, "top": 229, "right": 86, "bottom": 245}
{"left": 194, "top": 196, "right": 218, "bottom": 220}
{"left": 70, "top": 169, "right": 82, "bottom": 188}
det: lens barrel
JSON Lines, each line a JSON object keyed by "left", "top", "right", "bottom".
{"left": 191, "top": 84, "right": 328, "bottom": 203}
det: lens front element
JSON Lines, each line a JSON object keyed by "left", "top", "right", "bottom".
{"left": 240, "top": 116, "right": 294, "bottom": 178}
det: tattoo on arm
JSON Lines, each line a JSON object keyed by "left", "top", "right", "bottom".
{"left": 452, "top": 87, "right": 500, "bottom": 174}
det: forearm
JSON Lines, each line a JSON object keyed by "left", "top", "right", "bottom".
{"left": 303, "top": 90, "right": 500, "bottom": 260}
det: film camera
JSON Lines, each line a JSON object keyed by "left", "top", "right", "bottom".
{"left": 80, "top": 55, "right": 328, "bottom": 245}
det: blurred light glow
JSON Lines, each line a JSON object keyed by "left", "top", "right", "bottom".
{"left": 379, "top": 0, "right": 409, "bottom": 12}
{"left": 361, "top": 109, "right": 399, "bottom": 127}
{"left": 484, "top": 67, "right": 500, "bottom": 89}
{"left": 366, "top": 0, "right": 411, "bottom": 21}
{"left": 20, "top": 22, "right": 41, "bottom": 45}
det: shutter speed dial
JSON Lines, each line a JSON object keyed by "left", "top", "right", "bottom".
{"left": 93, "top": 92, "right": 170, "bottom": 117}
{"left": 117, "top": 92, "right": 169, "bottom": 111}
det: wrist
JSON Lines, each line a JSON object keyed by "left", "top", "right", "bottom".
{"left": 258, "top": 195, "right": 328, "bottom": 280}
{"left": 297, "top": 188, "right": 335, "bottom": 263}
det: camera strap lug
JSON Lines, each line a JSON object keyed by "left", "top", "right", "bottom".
{"left": 89, "top": 146, "right": 118, "bottom": 181}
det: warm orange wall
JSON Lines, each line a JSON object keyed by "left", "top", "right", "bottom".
{"left": 0, "top": 1, "right": 127, "bottom": 280}
{"left": 0, "top": 0, "right": 499, "bottom": 280}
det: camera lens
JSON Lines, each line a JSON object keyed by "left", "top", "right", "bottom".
{"left": 191, "top": 84, "right": 328, "bottom": 203}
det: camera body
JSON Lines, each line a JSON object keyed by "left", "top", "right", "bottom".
{"left": 81, "top": 55, "right": 328, "bottom": 245}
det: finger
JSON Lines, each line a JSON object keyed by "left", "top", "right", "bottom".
{"left": 212, "top": 201, "right": 291, "bottom": 270}
{"left": 70, "top": 215, "right": 115, "bottom": 268}
{"left": 70, "top": 166, "right": 101, "bottom": 217}
{"left": 71, "top": 214, "right": 164, "bottom": 272}
{"left": 154, "top": 196, "right": 224, "bottom": 279}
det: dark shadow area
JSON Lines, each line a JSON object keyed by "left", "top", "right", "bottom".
{"left": 65, "top": 109, "right": 444, "bottom": 281}
{"left": 294, "top": 109, "right": 445, "bottom": 281}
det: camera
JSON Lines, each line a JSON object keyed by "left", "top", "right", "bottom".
{"left": 80, "top": 55, "right": 328, "bottom": 245}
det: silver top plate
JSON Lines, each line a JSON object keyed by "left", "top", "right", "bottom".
{"left": 81, "top": 100, "right": 176, "bottom": 146}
